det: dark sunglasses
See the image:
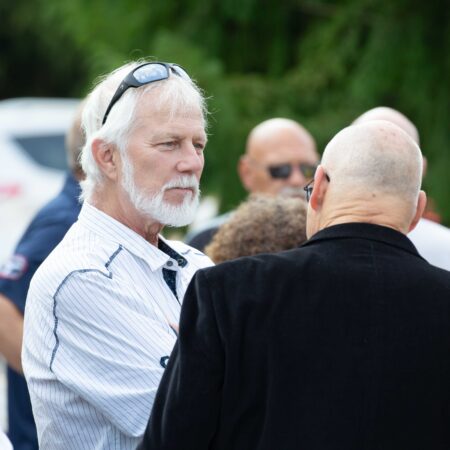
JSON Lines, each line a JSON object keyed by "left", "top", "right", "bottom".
{"left": 102, "top": 62, "right": 191, "bottom": 125}
{"left": 268, "top": 163, "right": 317, "bottom": 180}
{"left": 303, "top": 173, "right": 330, "bottom": 202}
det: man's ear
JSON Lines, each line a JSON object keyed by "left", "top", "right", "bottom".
{"left": 238, "top": 155, "right": 253, "bottom": 193}
{"left": 91, "top": 139, "right": 119, "bottom": 181}
{"left": 408, "top": 190, "right": 427, "bottom": 232}
{"left": 309, "top": 165, "right": 329, "bottom": 211}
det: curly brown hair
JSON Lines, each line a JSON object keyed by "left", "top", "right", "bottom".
{"left": 205, "top": 194, "right": 307, "bottom": 263}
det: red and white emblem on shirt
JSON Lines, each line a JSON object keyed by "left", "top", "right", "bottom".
{"left": 0, "top": 254, "right": 28, "bottom": 280}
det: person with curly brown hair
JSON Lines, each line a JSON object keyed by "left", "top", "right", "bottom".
{"left": 205, "top": 194, "right": 307, "bottom": 263}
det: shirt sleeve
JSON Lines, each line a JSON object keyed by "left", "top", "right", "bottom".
{"left": 49, "top": 269, "right": 176, "bottom": 438}
{"left": 0, "top": 220, "right": 73, "bottom": 313}
{"left": 138, "top": 268, "right": 225, "bottom": 450}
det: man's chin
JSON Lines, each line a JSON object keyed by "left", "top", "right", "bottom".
{"left": 158, "top": 196, "right": 200, "bottom": 227}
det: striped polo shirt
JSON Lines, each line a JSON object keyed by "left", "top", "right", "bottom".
{"left": 22, "top": 202, "right": 213, "bottom": 450}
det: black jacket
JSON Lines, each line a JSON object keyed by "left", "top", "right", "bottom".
{"left": 140, "top": 223, "right": 450, "bottom": 450}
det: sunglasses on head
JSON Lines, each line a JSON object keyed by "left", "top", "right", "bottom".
{"left": 102, "top": 62, "right": 191, "bottom": 125}
{"left": 268, "top": 163, "right": 317, "bottom": 180}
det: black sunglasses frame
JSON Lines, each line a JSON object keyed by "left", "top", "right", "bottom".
{"left": 102, "top": 62, "right": 190, "bottom": 125}
{"left": 303, "top": 173, "right": 330, "bottom": 202}
{"left": 267, "top": 163, "right": 318, "bottom": 180}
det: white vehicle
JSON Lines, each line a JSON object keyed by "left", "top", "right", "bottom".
{"left": 0, "top": 97, "right": 80, "bottom": 264}
{"left": 0, "top": 98, "right": 80, "bottom": 430}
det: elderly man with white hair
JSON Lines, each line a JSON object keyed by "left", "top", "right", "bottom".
{"left": 22, "top": 61, "right": 212, "bottom": 449}
{"left": 139, "top": 121, "right": 450, "bottom": 450}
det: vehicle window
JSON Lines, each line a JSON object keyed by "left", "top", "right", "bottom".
{"left": 14, "top": 135, "right": 68, "bottom": 171}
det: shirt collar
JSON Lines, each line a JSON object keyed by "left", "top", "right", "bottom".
{"left": 78, "top": 202, "right": 185, "bottom": 271}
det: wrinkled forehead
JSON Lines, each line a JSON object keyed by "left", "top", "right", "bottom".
{"left": 133, "top": 84, "right": 205, "bottom": 126}
{"left": 130, "top": 101, "right": 207, "bottom": 142}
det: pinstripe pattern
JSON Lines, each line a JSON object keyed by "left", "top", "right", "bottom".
{"left": 22, "top": 202, "right": 213, "bottom": 450}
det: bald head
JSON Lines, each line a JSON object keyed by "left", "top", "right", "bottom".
{"left": 306, "top": 121, "right": 426, "bottom": 237}
{"left": 246, "top": 118, "right": 317, "bottom": 159}
{"left": 353, "top": 107, "right": 419, "bottom": 145}
{"left": 239, "top": 118, "right": 318, "bottom": 197}
{"left": 323, "top": 120, "right": 422, "bottom": 200}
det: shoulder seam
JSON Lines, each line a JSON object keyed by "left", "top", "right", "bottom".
{"left": 49, "top": 245, "right": 123, "bottom": 371}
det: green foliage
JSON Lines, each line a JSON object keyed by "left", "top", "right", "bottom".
{"left": 2, "top": 0, "right": 448, "bottom": 222}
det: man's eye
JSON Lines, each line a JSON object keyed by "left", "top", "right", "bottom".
{"left": 160, "top": 141, "right": 177, "bottom": 149}
{"left": 194, "top": 143, "right": 205, "bottom": 151}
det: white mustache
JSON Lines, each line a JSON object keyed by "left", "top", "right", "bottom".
{"left": 163, "top": 175, "right": 199, "bottom": 193}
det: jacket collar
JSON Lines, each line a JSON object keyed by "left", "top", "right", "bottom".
{"left": 303, "top": 222, "right": 424, "bottom": 260}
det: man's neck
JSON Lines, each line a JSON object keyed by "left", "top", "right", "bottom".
{"left": 90, "top": 192, "right": 164, "bottom": 246}
{"left": 319, "top": 197, "right": 411, "bottom": 235}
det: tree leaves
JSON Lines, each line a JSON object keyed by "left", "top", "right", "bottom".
{"left": 2, "top": 0, "right": 448, "bottom": 221}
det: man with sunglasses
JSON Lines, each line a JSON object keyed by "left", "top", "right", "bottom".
{"left": 22, "top": 61, "right": 212, "bottom": 450}
{"left": 140, "top": 120, "right": 450, "bottom": 450}
{"left": 186, "top": 117, "right": 319, "bottom": 251}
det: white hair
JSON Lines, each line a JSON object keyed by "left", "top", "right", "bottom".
{"left": 322, "top": 120, "right": 423, "bottom": 205}
{"left": 79, "top": 60, "right": 208, "bottom": 202}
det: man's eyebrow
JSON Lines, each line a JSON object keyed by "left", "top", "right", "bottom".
{"left": 151, "top": 133, "right": 182, "bottom": 141}
{"left": 150, "top": 132, "right": 207, "bottom": 142}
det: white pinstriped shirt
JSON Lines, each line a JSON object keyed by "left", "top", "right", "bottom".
{"left": 22, "top": 202, "right": 213, "bottom": 450}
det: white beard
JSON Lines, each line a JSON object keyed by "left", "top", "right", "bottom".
{"left": 121, "top": 152, "right": 200, "bottom": 227}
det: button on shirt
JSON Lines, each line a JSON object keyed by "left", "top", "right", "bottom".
{"left": 22, "top": 202, "right": 213, "bottom": 450}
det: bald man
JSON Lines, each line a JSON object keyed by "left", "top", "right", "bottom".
{"left": 186, "top": 118, "right": 318, "bottom": 250}
{"left": 140, "top": 121, "right": 450, "bottom": 450}
{"left": 238, "top": 118, "right": 318, "bottom": 196}
{"left": 353, "top": 106, "right": 450, "bottom": 271}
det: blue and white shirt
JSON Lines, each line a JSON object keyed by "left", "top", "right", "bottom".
{"left": 22, "top": 202, "right": 213, "bottom": 450}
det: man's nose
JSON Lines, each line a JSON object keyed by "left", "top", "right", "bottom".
{"left": 287, "top": 165, "right": 305, "bottom": 186}
{"left": 177, "top": 143, "right": 204, "bottom": 173}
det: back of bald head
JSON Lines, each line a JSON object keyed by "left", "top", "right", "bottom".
{"left": 245, "top": 118, "right": 317, "bottom": 158}
{"left": 322, "top": 120, "right": 423, "bottom": 206}
{"left": 353, "top": 107, "right": 419, "bottom": 145}
{"left": 65, "top": 100, "right": 86, "bottom": 180}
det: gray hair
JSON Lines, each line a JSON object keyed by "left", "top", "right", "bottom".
{"left": 322, "top": 120, "right": 423, "bottom": 205}
{"left": 79, "top": 60, "right": 208, "bottom": 202}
